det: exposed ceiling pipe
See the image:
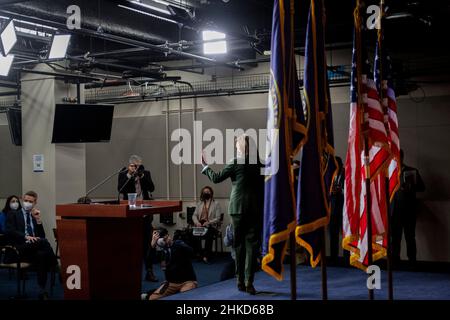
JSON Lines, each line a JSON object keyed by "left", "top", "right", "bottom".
{"left": 69, "top": 56, "right": 167, "bottom": 79}
{"left": 16, "top": 68, "right": 101, "bottom": 82}
{"left": 175, "top": 80, "right": 198, "bottom": 201}
{"left": 0, "top": 80, "right": 18, "bottom": 89}
{"left": 1, "top": 10, "right": 243, "bottom": 70}
{"left": 0, "top": 0, "right": 30, "bottom": 6}
{"left": 2, "top": 0, "right": 182, "bottom": 44}
{"left": 85, "top": 76, "right": 181, "bottom": 89}
{"left": 0, "top": 91, "right": 18, "bottom": 97}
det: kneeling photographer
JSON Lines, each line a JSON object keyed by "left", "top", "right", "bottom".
{"left": 146, "top": 228, "right": 197, "bottom": 300}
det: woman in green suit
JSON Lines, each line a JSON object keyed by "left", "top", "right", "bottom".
{"left": 202, "top": 135, "right": 264, "bottom": 295}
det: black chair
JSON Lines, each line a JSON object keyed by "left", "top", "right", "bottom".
{"left": 52, "top": 228, "right": 62, "bottom": 287}
{"left": 0, "top": 233, "right": 58, "bottom": 298}
{"left": 186, "top": 206, "right": 196, "bottom": 226}
{"left": 213, "top": 213, "right": 225, "bottom": 254}
{"left": 52, "top": 228, "right": 60, "bottom": 261}
{"left": 0, "top": 233, "right": 32, "bottom": 298}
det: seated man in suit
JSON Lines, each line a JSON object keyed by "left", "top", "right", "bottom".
{"left": 5, "top": 191, "right": 57, "bottom": 300}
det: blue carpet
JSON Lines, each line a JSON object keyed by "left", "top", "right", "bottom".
{"left": 1, "top": 258, "right": 449, "bottom": 300}
{"left": 164, "top": 265, "right": 450, "bottom": 300}
{"left": 0, "top": 255, "right": 232, "bottom": 300}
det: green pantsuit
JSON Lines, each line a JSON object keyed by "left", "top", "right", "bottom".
{"left": 202, "top": 158, "right": 263, "bottom": 286}
{"left": 230, "top": 213, "right": 261, "bottom": 285}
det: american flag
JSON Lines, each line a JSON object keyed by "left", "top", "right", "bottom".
{"left": 375, "top": 40, "right": 401, "bottom": 201}
{"left": 342, "top": 21, "right": 389, "bottom": 269}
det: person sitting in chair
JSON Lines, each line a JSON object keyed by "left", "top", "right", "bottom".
{"left": 192, "top": 186, "right": 222, "bottom": 264}
{"left": 5, "top": 191, "right": 57, "bottom": 300}
{"left": 1, "top": 195, "right": 22, "bottom": 235}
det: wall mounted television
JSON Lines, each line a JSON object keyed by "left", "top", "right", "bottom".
{"left": 51, "top": 103, "right": 114, "bottom": 143}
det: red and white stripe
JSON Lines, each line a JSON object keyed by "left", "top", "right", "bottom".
{"left": 364, "top": 76, "right": 390, "bottom": 177}
{"left": 343, "top": 101, "right": 362, "bottom": 247}
{"left": 383, "top": 82, "right": 401, "bottom": 199}
{"left": 356, "top": 172, "right": 388, "bottom": 266}
{"left": 343, "top": 74, "right": 390, "bottom": 269}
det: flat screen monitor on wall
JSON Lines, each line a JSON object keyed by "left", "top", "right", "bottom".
{"left": 51, "top": 104, "right": 114, "bottom": 143}
{"left": 6, "top": 108, "right": 22, "bottom": 146}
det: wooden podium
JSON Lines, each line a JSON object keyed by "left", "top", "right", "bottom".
{"left": 56, "top": 200, "right": 182, "bottom": 300}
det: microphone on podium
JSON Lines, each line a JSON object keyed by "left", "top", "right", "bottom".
{"left": 78, "top": 167, "right": 128, "bottom": 204}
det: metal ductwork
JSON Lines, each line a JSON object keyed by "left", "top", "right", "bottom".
{"left": 1, "top": 0, "right": 192, "bottom": 45}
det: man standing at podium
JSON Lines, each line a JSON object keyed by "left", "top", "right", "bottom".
{"left": 118, "top": 155, "right": 157, "bottom": 281}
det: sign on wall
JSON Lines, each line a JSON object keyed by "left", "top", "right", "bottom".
{"left": 33, "top": 154, "right": 44, "bottom": 172}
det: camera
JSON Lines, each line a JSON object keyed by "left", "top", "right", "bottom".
{"left": 136, "top": 164, "right": 145, "bottom": 175}
{"left": 156, "top": 228, "right": 168, "bottom": 239}
{"left": 157, "top": 237, "right": 167, "bottom": 248}
{"left": 155, "top": 228, "right": 169, "bottom": 248}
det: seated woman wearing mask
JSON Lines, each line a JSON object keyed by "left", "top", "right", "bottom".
{"left": 192, "top": 186, "right": 222, "bottom": 264}
{"left": 0, "top": 195, "right": 22, "bottom": 236}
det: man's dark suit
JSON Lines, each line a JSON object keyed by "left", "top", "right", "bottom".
{"left": 329, "top": 167, "right": 345, "bottom": 261}
{"left": 392, "top": 164, "right": 425, "bottom": 263}
{"left": 117, "top": 168, "right": 155, "bottom": 200}
{"left": 5, "top": 209, "right": 56, "bottom": 289}
{"left": 118, "top": 166, "right": 156, "bottom": 278}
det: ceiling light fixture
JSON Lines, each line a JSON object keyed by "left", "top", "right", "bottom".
{"left": 48, "top": 34, "right": 71, "bottom": 59}
{"left": 0, "top": 54, "right": 14, "bottom": 77}
{"left": 0, "top": 20, "right": 17, "bottom": 56}
{"left": 131, "top": 0, "right": 172, "bottom": 15}
{"left": 202, "top": 30, "right": 227, "bottom": 55}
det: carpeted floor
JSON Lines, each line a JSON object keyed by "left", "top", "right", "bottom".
{"left": 1, "top": 255, "right": 449, "bottom": 300}
{"left": 0, "top": 255, "right": 233, "bottom": 300}
{"left": 164, "top": 264, "right": 450, "bottom": 300}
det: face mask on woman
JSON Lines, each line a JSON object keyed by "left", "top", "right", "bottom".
{"left": 10, "top": 201, "right": 19, "bottom": 210}
{"left": 202, "top": 192, "right": 211, "bottom": 200}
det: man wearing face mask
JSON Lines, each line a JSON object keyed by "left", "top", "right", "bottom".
{"left": 192, "top": 186, "right": 222, "bottom": 264}
{"left": 5, "top": 191, "right": 57, "bottom": 300}
{"left": 144, "top": 228, "right": 197, "bottom": 300}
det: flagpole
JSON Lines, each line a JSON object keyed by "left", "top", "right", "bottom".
{"left": 378, "top": 0, "right": 394, "bottom": 300}
{"left": 363, "top": 140, "right": 374, "bottom": 301}
{"left": 385, "top": 175, "right": 394, "bottom": 300}
{"left": 321, "top": 227, "right": 328, "bottom": 300}
{"left": 355, "top": 0, "right": 374, "bottom": 300}
{"left": 289, "top": 232, "right": 297, "bottom": 300}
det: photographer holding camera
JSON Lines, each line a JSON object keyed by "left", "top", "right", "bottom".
{"left": 118, "top": 154, "right": 157, "bottom": 282}
{"left": 145, "top": 228, "right": 197, "bottom": 300}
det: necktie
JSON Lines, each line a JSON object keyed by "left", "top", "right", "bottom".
{"left": 26, "top": 212, "right": 34, "bottom": 237}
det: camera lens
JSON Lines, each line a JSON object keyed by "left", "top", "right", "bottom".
{"left": 157, "top": 238, "right": 166, "bottom": 247}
